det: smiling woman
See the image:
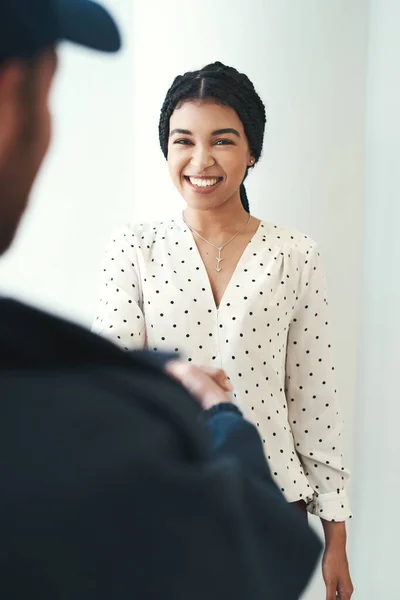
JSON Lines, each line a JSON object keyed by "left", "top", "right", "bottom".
{"left": 93, "top": 61, "right": 353, "bottom": 599}
{"left": 159, "top": 62, "right": 265, "bottom": 213}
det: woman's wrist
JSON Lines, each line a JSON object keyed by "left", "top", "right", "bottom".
{"left": 321, "top": 519, "right": 347, "bottom": 550}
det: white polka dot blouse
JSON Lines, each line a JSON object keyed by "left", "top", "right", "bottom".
{"left": 93, "top": 218, "right": 351, "bottom": 522}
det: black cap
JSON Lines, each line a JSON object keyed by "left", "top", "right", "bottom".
{"left": 0, "top": 0, "right": 121, "bottom": 63}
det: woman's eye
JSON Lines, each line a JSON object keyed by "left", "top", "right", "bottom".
{"left": 215, "top": 139, "right": 234, "bottom": 146}
{"left": 174, "top": 139, "right": 192, "bottom": 145}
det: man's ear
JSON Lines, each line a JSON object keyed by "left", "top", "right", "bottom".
{"left": 0, "top": 61, "right": 25, "bottom": 161}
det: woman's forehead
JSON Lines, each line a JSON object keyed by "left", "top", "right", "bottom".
{"left": 170, "top": 101, "right": 244, "bottom": 133}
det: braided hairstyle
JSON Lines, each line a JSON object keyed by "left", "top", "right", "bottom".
{"left": 159, "top": 62, "right": 266, "bottom": 213}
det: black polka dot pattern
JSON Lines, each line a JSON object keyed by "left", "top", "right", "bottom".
{"left": 93, "top": 218, "right": 351, "bottom": 522}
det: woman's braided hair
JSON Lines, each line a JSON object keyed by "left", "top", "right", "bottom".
{"left": 158, "top": 62, "right": 266, "bottom": 213}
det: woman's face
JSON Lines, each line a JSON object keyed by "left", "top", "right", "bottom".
{"left": 167, "top": 101, "right": 253, "bottom": 211}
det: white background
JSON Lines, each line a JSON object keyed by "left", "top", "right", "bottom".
{"left": 0, "top": 0, "right": 398, "bottom": 597}
{"left": 351, "top": 0, "right": 400, "bottom": 597}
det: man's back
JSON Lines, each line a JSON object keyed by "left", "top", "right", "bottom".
{"left": 0, "top": 298, "right": 321, "bottom": 599}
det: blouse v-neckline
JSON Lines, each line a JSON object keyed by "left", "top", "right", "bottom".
{"left": 181, "top": 219, "right": 263, "bottom": 311}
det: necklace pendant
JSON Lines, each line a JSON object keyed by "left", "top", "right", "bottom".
{"left": 182, "top": 212, "right": 251, "bottom": 276}
{"left": 215, "top": 248, "right": 223, "bottom": 273}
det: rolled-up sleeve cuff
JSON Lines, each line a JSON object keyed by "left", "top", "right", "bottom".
{"left": 307, "top": 489, "right": 352, "bottom": 522}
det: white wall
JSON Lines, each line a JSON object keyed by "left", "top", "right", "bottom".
{"left": 0, "top": 0, "right": 134, "bottom": 326}
{"left": 351, "top": 1, "right": 400, "bottom": 597}
{"left": 0, "top": 2, "right": 371, "bottom": 598}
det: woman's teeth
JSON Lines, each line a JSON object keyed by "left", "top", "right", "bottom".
{"left": 188, "top": 177, "right": 220, "bottom": 188}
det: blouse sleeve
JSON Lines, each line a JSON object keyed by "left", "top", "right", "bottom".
{"left": 285, "top": 244, "right": 351, "bottom": 522}
{"left": 92, "top": 227, "right": 146, "bottom": 350}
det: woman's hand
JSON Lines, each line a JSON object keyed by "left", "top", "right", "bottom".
{"left": 321, "top": 521, "right": 354, "bottom": 599}
{"left": 165, "top": 361, "right": 233, "bottom": 410}
{"left": 197, "top": 365, "right": 233, "bottom": 393}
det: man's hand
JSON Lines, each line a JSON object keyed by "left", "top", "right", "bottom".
{"left": 165, "top": 361, "right": 233, "bottom": 410}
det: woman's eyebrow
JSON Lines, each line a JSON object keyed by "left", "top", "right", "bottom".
{"left": 212, "top": 128, "right": 241, "bottom": 137}
{"left": 169, "top": 128, "right": 241, "bottom": 137}
{"left": 170, "top": 128, "right": 192, "bottom": 137}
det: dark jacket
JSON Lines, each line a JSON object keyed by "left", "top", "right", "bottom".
{"left": 0, "top": 298, "right": 321, "bottom": 599}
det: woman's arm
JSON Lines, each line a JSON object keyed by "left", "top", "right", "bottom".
{"left": 322, "top": 520, "right": 354, "bottom": 599}
{"left": 92, "top": 226, "right": 146, "bottom": 349}
{"left": 285, "top": 243, "right": 351, "bottom": 521}
{"left": 285, "top": 243, "right": 353, "bottom": 597}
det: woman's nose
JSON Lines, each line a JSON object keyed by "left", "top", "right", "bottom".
{"left": 190, "top": 146, "right": 215, "bottom": 171}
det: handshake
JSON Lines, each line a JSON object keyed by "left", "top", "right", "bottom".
{"left": 166, "top": 361, "right": 234, "bottom": 410}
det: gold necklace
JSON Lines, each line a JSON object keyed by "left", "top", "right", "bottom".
{"left": 183, "top": 212, "right": 251, "bottom": 273}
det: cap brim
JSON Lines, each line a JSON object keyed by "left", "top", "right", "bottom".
{"left": 56, "top": 0, "right": 121, "bottom": 53}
